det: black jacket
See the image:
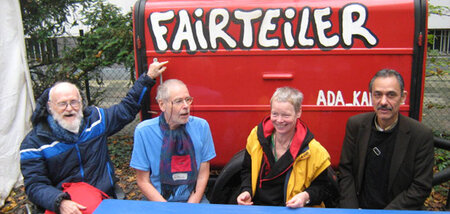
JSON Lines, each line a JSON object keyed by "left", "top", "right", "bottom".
{"left": 338, "top": 113, "right": 434, "bottom": 209}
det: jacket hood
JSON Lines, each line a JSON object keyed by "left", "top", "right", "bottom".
{"left": 31, "top": 88, "right": 51, "bottom": 127}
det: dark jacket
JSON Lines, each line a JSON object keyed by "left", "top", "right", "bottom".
{"left": 20, "top": 74, "right": 155, "bottom": 212}
{"left": 338, "top": 112, "right": 434, "bottom": 209}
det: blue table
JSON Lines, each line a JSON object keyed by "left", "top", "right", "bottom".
{"left": 94, "top": 199, "right": 448, "bottom": 214}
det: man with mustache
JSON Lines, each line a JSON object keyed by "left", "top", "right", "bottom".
{"left": 20, "top": 61, "right": 168, "bottom": 214}
{"left": 130, "top": 79, "right": 216, "bottom": 203}
{"left": 338, "top": 69, "right": 434, "bottom": 209}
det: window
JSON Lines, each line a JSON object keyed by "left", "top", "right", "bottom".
{"left": 428, "top": 29, "right": 450, "bottom": 54}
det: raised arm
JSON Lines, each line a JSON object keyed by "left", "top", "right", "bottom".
{"left": 103, "top": 61, "right": 168, "bottom": 135}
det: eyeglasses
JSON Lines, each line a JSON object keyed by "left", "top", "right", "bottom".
{"left": 52, "top": 100, "right": 81, "bottom": 110}
{"left": 171, "top": 96, "right": 193, "bottom": 106}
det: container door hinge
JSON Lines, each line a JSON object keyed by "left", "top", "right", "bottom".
{"left": 418, "top": 32, "right": 423, "bottom": 47}
{"left": 137, "top": 37, "right": 142, "bottom": 49}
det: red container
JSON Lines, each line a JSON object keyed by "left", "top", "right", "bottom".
{"left": 133, "top": 0, "right": 427, "bottom": 168}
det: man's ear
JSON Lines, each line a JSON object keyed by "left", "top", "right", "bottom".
{"left": 47, "top": 102, "right": 52, "bottom": 114}
{"left": 158, "top": 100, "right": 166, "bottom": 112}
{"left": 401, "top": 90, "right": 408, "bottom": 104}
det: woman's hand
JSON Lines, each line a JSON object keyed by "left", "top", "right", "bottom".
{"left": 237, "top": 191, "right": 253, "bottom": 205}
{"left": 286, "top": 191, "right": 310, "bottom": 208}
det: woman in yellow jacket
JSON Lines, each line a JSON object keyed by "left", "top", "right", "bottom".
{"left": 237, "top": 87, "right": 337, "bottom": 208}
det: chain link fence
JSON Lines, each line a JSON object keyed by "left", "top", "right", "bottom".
{"left": 422, "top": 58, "right": 449, "bottom": 137}
{"left": 89, "top": 64, "right": 140, "bottom": 136}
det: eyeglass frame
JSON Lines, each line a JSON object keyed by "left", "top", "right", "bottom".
{"left": 170, "top": 96, "right": 194, "bottom": 106}
{"left": 49, "top": 99, "right": 82, "bottom": 110}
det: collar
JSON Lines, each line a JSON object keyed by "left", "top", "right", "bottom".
{"left": 374, "top": 115, "right": 398, "bottom": 132}
{"left": 261, "top": 116, "right": 307, "bottom": 159}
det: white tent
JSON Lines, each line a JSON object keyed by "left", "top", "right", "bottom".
{"left": 0, "top": 0, "right": 35, "bottom": 207}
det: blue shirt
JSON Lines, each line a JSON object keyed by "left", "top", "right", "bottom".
{"left": 130, "top": 116, "right": 216, "bottom": 202}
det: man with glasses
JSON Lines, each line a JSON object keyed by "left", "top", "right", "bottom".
{"left": 130, "top": 79, "right": 216, "bottom": 203}
{"left": 20, "top": 61, "right": 168, "bottom": 214}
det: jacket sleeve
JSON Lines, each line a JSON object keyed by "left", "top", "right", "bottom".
{"left": 338, "top": 117, "right": 360, "bottom": 208}
{"left": 20, "top": 135, "right": 64, "bottom": 212}
{"left": 240, "top": 150, "right": 252, "bottom": 194}
{"left": 385, "top": 126, "right": 434, "bottom": 209}
{"left": 103, "top": 73, "right": 155, "bottom": 136}
{"left": 304, "top": 167, "right": 339, "bottom": 206}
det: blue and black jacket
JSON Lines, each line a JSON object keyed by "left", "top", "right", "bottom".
{"left": 20, "top": 74, "right": 155, "bottom": 212}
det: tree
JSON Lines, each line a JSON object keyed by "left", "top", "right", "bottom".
{"left": 22, "top": 0, "right": 134, "bottom": 104}
{"left": 21, "top": 0, "right": 96, "bottom": 41}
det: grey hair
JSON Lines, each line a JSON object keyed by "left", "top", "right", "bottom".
{"left": 155, "top": 79, "right": 187, "bottom": 101}
{"left": 369, "top": 69, "right": 405, "bottom": 95}
{"left": 270, "top": 87, "right": 303, "bottom": 113}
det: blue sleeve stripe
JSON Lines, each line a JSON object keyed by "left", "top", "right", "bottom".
{"left": 21, "top": 108, "right": 108, "bottom": 161}
{"left": 137, "top": 87, "right": 148, "bottom": 105}
{"left": 106, "top": 162, "right": 114, "bottom": 186}
{"left": 84, "top": 107, "right": 104, "bottom": 132}
{"left": 20, "top": 141, "right": 74, "bottom": 160}
{"left": 20, "top": 150, "right": 43, "bottom": 160}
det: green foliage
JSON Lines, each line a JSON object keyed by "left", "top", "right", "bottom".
{"left": 429, "top": 3, "right": 450, "bottom": 16}
{"left": 434, "top": 129, "right": 450, "bottom": 172}
{"left": 74, "top": 2, "right": 134, "bottom": 76}
{"left": 433, "top": 146, "right": 450, "bottom": 203}
{"left": 21, "top": 0, "right": 96, "bottom": 41}
{"left": 24, "top": 0, "right": 134, "bottom": 104}
{"left": 434, "top": 148, "right": 449, "bottom": 171}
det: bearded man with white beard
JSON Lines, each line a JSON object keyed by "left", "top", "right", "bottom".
{"left": 19, "top": 61, "right": 168, "bottom": 214}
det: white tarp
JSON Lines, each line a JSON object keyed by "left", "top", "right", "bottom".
{"left": 0, "top": 0, "right": 35, "bottom": 207}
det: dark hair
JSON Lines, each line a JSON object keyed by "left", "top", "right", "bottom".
{"left": 369, "top": 69, "right": 405, "bottom": 95}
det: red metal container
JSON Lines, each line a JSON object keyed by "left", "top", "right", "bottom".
{"left": 133, "top": 0, "right": 427, "bottom": 168}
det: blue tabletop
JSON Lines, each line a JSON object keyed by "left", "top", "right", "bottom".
{"left": 94, "top": 199, "right": 448, "bottom": 214}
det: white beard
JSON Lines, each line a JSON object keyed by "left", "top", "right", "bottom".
{"left": 50, "top": 108, "right": 83, "bottom": 134}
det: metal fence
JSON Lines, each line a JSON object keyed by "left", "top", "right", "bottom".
{"left": 89, "top": 64, "right": 140, "bottom": 136}
{"left": 422, "top": 61, "right": 450, "bottom": 137}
